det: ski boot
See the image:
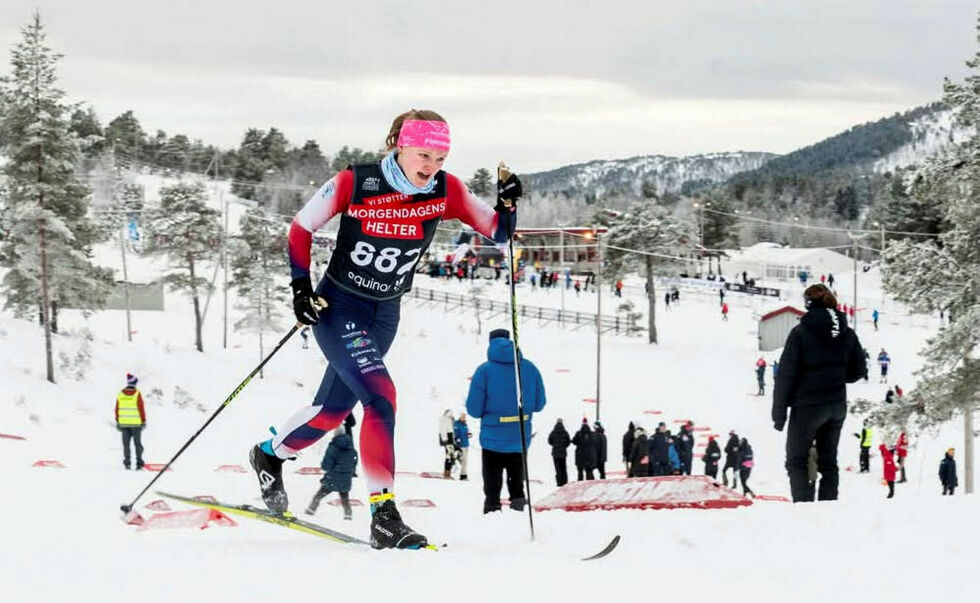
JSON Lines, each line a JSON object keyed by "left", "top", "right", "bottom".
{"left": 369, "top": 493, "right": 428, "bottom": 549}
{"left": 250, "top": 444, "right": 288, "bottom": 513}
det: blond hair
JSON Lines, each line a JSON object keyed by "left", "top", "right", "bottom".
{"left": 384, "top": 109, "right": 447, "bottom": 151}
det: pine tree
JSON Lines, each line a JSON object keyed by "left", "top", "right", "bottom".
{"left": 231, "top": 128, "right": 266, "bottom": 200}
{"left": 872, "top": 14, "right": 980, "bottom": 492}
{"left": 604, "top": 201, "right": 697, "bottom": 343}
{"left": 0, "top": 12, "right": 111, "bottom": 382}
{"left": 230, "top": 208, "right": 289, "bottom": 376}
{"left": 105, "top": 110, "right": 146, "bottom": 161}
{"left": 143, "top": 181, "right": 222, "bottom": 352}
{"left": 467, "top": 168, "right": 492, "bottom": 197}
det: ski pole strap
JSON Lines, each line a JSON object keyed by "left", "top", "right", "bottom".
{"left": 369, "top": 492, "right": 395, "bottom": 505}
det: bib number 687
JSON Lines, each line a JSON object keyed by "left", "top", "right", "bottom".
{"left": 350, "top": 241, "right": 421, "bottom": 275}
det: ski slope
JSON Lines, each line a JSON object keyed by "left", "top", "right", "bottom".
{"left": 0, "top": 251, "right": 976, "bottom": 602}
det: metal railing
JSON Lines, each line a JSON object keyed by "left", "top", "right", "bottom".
{"left": 405, "top": 286, "right": 644, "bottom": 336}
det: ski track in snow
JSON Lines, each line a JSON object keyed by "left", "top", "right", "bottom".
{"left": 0, "top": 241, "right": 977, "bottom": 602}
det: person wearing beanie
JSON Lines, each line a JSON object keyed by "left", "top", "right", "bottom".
{"left": 115, "top": 373, "right": 147, "bottom": 470}
{"left": 547, "top": 418, "right": 571, "bottom": 486}
{"left": 939, "top": 448, "right": 958, "bottom": 495}
{"left": 466, "top": 327, "right": 546, "bottom": 513}
{"left": 453, "top": 413, "right": 471, "bottom": 481}
{"left": 621, "top": 421, "right": 636, "bottom": 471}
{"left": 772, "top": 283, "right": 867, "bottom": 502}
{"left": 880, "top": 444, "right": 896, "bottom": 499}
{"left": 496, "top": 162, "right": 522, "bottom": 219}
{"left": 703, "top": 436, "right": 722, "bottom": 480}
{"left": 306, "top": 427, "right": 358, "bottom": 519}
{"left": 593, "top": 421, "right": 608, "bottom": 479}
{"left": 722, "top": 430, "right": 740, "bottom": 488}
{"left": 249, "top": 109, "right": 517, "bottom": 550}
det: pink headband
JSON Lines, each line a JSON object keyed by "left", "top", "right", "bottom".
{"left": 397, "top": 119, "right": 451, "bottom": 152}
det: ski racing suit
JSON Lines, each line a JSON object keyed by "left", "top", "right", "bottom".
{"left": 268, "top": 161, "right": 511, "bottom": 499}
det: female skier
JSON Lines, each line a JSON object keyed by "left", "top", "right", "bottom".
{"left": 249, "top": 109, "right": 515, "bottom": 549}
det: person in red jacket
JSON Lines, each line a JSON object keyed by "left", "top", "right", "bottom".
{"left": 880, "top": 444, "right": 896, "bottom": 498}
{"left": 895, "top": 432, "right": 909, "bottom": 483}
{"left": 721, "top": 302, "right": 729, "bottom": 321}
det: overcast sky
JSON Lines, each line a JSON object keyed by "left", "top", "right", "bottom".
{"left": 1, "top": 1, "right": 976, "bottom": 177}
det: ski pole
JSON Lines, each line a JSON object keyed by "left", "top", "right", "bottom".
{"left": 120, "top": 323, "right": 301, "bottom": 514}
{"left": 507, "top": 232, "right": 535, "bottom": 540}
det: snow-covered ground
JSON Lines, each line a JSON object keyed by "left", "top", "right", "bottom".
{"left": 0, "top": 236, "right": 976, "bottom": 602}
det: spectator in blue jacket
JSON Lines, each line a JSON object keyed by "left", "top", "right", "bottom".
{"left": 453, "top": 413, "right": 471, "bottom": 481}
{"left": 466, "top": 328, "right": 547, "bottom": 514}
{"left": 667, "top": 436, "right": 682, "bottom": 474}
{"left": 306, "top": 428, "right": 359, "bottom": 519}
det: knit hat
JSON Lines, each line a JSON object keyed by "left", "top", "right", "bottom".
{"left": 489, "top": 328, "right": 510, "bottom": 341}
{"left": 126, "top": 373, "right": 138, "bottom": 388}
{"left": 498, "top": 161, "right": 511, "bottom": 172}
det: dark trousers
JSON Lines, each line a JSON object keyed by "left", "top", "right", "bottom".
{"left": 120, "top": 426, "right": 144, "bottom": 467}
{"left": 784, "top": 401, "right": 846, "bottom": 502}
{"left": 897, "top": 456, "right": 907, "bottom": 482}
{"left": 482, "top": 449, "right": 524, "bottom": 513}
{"left": 943, "top": 485, "right": 955, "bottom": 495}
{"left": 705, "top": 462, "right": 719, "bottom": 480}
{"left": 859, "top": 447, "right": 871, "bottom": 472}
{"left": 739, "top": 468, "right": 754, "bottom": 496}
{"left": 577, "top": 465, "right": 595, "bottom": 480}
{"left": 651, "top": 461, "right": 670, "bottom": 476}
{"left": 886, "top": 481, "right": 895, "bottom": 498}
{"left": 722, "top": 461, "right": 738, "bottom": 487}
{"left": 681, "top": 457, "right": 693, "bottom": 475}
{"left": 553, "top": 456, "right": 568, "bottom": 486}
{"left": 597, "top": 462, "right": 606, "bottom": 479}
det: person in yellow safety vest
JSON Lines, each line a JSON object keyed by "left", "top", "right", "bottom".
{"left": 852, "top": 420, "right": 873, "bottom": 473}
{"left": 115, "top": 373, "right": 147, "bottom": 470}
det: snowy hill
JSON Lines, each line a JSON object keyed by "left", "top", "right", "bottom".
{"left": 524, "top": 151, "right": 776, "bottom": 199}
{"left": 1, "top": 234, "right": 977, "bottom": 601}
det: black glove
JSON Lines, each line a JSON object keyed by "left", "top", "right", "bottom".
{"left": 772, "top": 407, "right": 787, "bottom": 432}
{"left": 140, "top": 424, "right": 146, "bottom": 431}
{"left": 291, "top": 277, "right": 320, "bottom": 325}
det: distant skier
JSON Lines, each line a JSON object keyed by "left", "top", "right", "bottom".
{"left": 719, "top": 287, "right": 725, "bottom": 306}
{"left": 664, "top": 292, "right": 671, "bottom": 310}
{"left": 827, "top": 273, "right": 835, "bottom": 289}
{"left": 872, "top": 309, "right": 880, "bottom": 331}
{"left": 722, "top": 430, "right": 740, "bottom": 488}
{"left": 115, "top": 373, "right": 147, "bottom": 470}
{"left": 547, "top": 418, "right": 571, "bottom": 486}
{"left": 880, "top": 444, "right": 896, "bottom": 499}
{"left": 755, "top": 357, "right": 767, "bottom": 396}
{"left": 772, "top": 284, "right": 867, "bottom": 502}
{"left": 884, "top": 388, "right": 895, "bottom": 404}
{"left": 249, "top": 109, "right": 516, "bottom": 549}
{"left": 573, "top": 419, "right": 597, "bottom": 481}
{"left": 939, "top": 448, "right": 958, "bottom": 495}
{"left": 721, "top": 302, "right": 730, "bottom": 321}
{"left": 877, "top": 349, "right": 891, "bottom": 383}
{"left": 594, "top": 421, "right": 608, "bottom": 479}
{"left": 703, "top": 436, "right": 721, "bottom": 480}
{"left": 305, "top": 428, "right": 358, "bottom": 519}
{"left": 737, "top": 437, "right": 755, "bottom": 497}
{"left": 615, "top": 280, "right": 623, "bottom": 298}
{"left": 466, "top": 328, "right": 546, "bottom": 514}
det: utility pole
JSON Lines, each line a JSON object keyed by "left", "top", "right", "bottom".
{"left": 559, "top": 228, "right": 565, "bottom": 326}
{"left": 119, "top": 221, "right": 133, "bottom": 342}
{"left": 847, "top": 232, "right": 869, "bottom": 333}
{"left": 594, "top": 225, "right": 602, "bottom": 423}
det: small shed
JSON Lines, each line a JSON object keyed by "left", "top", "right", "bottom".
{"left": 759, "top": 306, "right": 804, "bottom": 351}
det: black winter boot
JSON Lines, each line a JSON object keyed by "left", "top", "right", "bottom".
{"left": 370, "top": 497, "right": 427, "bottom": 549}
{"left": 249, "top": 444, "right": 288, "bottom": 513}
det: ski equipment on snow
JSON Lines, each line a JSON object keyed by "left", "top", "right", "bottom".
{"left": 118, "top": 324, "right": 301, "bottom": 515}
{"left": 581, "top": 534, "right": 621, "bottom": 561}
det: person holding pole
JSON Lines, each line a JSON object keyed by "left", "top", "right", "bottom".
{"left": 248, "top": 109, "right": 515, "bottom": 549}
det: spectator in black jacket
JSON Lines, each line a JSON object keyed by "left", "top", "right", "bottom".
{"left": 572, "top": 420, "right": 597, "bottom": 480}
{"left": 773, "top": 284, "right": 867, "bottom": 503}
{"left": 703, "top": 436, "right": 721, "bottom": 480}
{"left": 497, "top": 162, "right": 523, "bottom": 212}
{"left": 649, "top": 423, "right": 671, "bottom": 476}
{"left": 628, "top": 428, "right": 649, "bottom": 477}
{"left": 940, "top": 448, "right": 958, "bottom": 495}
{"left": 547, "top": 419, "right": 571, "bottom": 486}
{"left": 676, "top": 421, "right": 695, "bottom": 475}
{"left": 722, "top": 431, "right": 740, "bottom": 488}
{"left": 594, "top": 422, "right": 608, "bottom": 479}
{"left": 737, "top": 437, "right": 755, "bottom": 498}
{"left": 622, "top": 421, "right": 636, "bottom": 470}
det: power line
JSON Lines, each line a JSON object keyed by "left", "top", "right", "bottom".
{"left": 701, "top": 207, "right": 940, "bottom": 238}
